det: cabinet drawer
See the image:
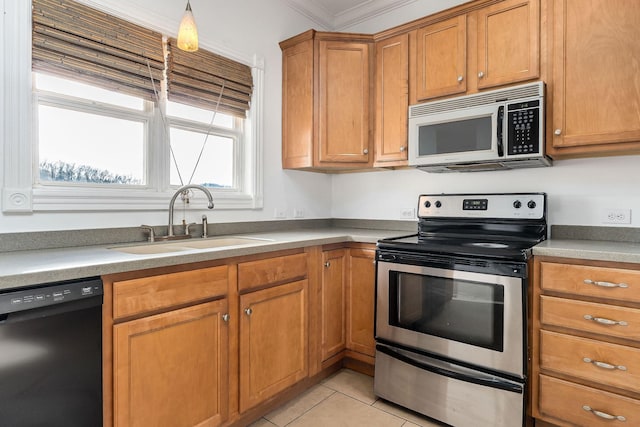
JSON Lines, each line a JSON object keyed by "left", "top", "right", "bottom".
{"left": 540, "top": 262, "right": 640, "bottom": 303}
{"left": 238, "top": 253, "right": 307, "bottom": 292}
{"left": 541, "top": 295, "right": 640, "bottom": 342}
{"left": 539, "top": 374, "right": 640, "bottom": 426}
{"left": 540, "top": 330, "right": 640, "bottom": 393}
{"left": 113, "top": 266, "right": 228, "bottom": 319}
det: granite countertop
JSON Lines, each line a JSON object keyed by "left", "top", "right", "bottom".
{"left": 533, "top": 239, "right": 640, "bottom": 264}
{"left": 0, "top": 227, "right": 409, "bottom": 291}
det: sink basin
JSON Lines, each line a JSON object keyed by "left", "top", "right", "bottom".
{"left": 109, "top": 236, "right": 274, "bottom": 255}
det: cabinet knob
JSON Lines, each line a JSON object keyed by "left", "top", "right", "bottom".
{"left": 324, "top": 261, "right": 331, "bottom": 268}
{"left": 478, "top": 71, "right": 484, "bottom": 78}
{"left": 554, "top": 129, "right": 562, "bottom": 136}
{"left": 583, "top": 357, "right": 627, "bottom": 371}
{"left": 363, "top": 148, "right": 369, "bottom": 155}
{"left": 244, "top": 308, "right": 252, "bottom": 316}
{"left": 457, "top": 75, "right": 464, "bottom": 83}
{"left": 399, "top": 146, "right": 406, "bottom": 152}
{"left": 583, "top": 314, "right": 628, "bottom": 326}
{"left": 582, "top": 405, "right": 626, "bottom": 422}
{"left": 583, "top": 279, "right": 628, "bottom": 289}
{"left": 222, "top": 313, "right": 230, "bottom": 322}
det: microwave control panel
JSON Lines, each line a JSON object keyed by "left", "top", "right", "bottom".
{"left": 506, "top": 100, "right": 540, "bottom": 156}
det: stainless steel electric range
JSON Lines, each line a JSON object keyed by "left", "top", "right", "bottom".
{"left": 374, "top": 193, "right": 547, "bottom": 427}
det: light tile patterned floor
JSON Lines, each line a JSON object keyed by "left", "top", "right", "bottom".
{"left": 248, "top": 369, "right": 444, "bottom": 427}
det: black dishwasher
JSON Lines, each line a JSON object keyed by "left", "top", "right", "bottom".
{"left": 0, "top": 277, "right": 103, "bottom": 426}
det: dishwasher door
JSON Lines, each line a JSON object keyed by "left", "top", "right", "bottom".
{"left": 0, "top": 277, "right": 103, "bottom": 426}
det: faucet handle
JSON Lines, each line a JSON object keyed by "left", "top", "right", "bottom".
{"left": 185, "top": 222, "right": 197, "bottom": 236}
{"left": 141, "top": 225, "right": 155, "bottom": 242}
{"left": 202, "top": 215, "right": 208, "bottom": 238}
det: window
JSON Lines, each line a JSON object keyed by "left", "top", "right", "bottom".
{"left": 1, "top": 0, "right": 263, "bottom": 213}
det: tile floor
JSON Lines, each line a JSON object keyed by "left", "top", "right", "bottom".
{"left": 248, "top": 369, "right": 444, "bottom": 427}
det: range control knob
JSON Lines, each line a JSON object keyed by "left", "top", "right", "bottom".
{"left": 513, "top": 200, "right": 522, "bottom": 209}
{"left": 424, "top": 201, "right": 431, "bottom": 208}
{"left": 435, "top": 201, "right": 442, "bottom": 208}
{"left": 527, "top": 200, "right": 537, "bottom": 209}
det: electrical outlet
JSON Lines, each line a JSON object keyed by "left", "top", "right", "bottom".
{"left": 400, "top": 208, "right": 416, "bottom": 219}
{"left": 273, "top": 208, "right": 286, "bottom": 219}
{"left": 293, "top": 208, "right": 305, "bottom": 218}
{"left": 601, "top": 208, "right": 631, "bottom": 224}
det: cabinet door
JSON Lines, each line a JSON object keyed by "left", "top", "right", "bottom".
{"left": 239, "top": 280, "right": 308, "bottom": 413}
{"left": 413, "top": 15, "right": 466, "bottom": 101}
{"left": 347, "top": 248, "right": 376, "bottom": 357}
{"left": 476, "top": 0, "right": 539, "bottom": 89}
{"left": 318, "top": 40, "right": 372, "bottom": 165}
{"left": 321, "top": 249, "right": 347, "bottom": 361}
{"left": 374, "top": 34, "right": 409, "bottom": 166}
{"left": 113, "top": 300, "right": 228, "bottom": 427}
{"left": 282, "top": 38, "right": 314, "bottom": 169}
{"left": 551, "top": 0, "right": 640, "bottom": 150}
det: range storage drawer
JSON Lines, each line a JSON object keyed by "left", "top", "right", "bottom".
{"left": 540, "top": 262, "right": 640, "bottom": 303}
{"left": 540, "top": 295, "right": 640, "bottom": 341}
{"left": 540, "top": 330, "right": 640, "bottom": 393}
{"left": 539, "top": 374, "right": 640, "bottom": 426}
{"left": 237, "top": 253, "right": 307, "bottom": 292}
{"left": 113, "top": 266, "right": 229, "bottom": 319}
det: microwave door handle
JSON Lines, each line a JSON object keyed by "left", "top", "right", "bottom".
{"left": 497, "top": 105, "right": 504, "bottom": 157}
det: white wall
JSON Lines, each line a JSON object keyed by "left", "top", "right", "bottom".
{"left": 330, "top": 0, "right": 640, "bottom": 230}
{"left": 2, "top": 0, "right": 638, "bottom": 233}
{"left": 0, "top": 0, "right": 332, "bottom": 232}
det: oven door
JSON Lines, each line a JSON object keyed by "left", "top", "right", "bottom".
{"left": 376, "top": 259, "right": 525, "bottom": 378}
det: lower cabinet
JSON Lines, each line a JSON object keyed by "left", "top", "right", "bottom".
{"left": 239, "top": 279, "right": 309, "bottom": 413}
{"left": 113, "top": 300, "right": 229, "bottom": 427}
{"left": 321, "top": 248, "right": 347, "bottom": 361}
{"left": 347, "top": 248, "right": 376, "bottom": 358}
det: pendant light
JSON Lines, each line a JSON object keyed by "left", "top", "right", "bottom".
{"left": 177, "top": 1, "right": 198, "bottom": 52}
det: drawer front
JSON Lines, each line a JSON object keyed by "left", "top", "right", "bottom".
{"left": 541, "top": 295, "right": 640, "bottom": 342}
{"left": 539, "top": 374, "right": 640, "bottom": 427}
{"left": 540, "top": 330, "right": 640, "bottom": 393}
{"left": 113, "top": 266, "right": 228, "bottom": 319}
{"left": 238, "top": 253, "right": 307, "bottom": 291}
{"left": 540, "top": 262, "right": 640, "bottom": 303}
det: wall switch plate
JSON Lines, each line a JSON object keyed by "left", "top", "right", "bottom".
{"left": 400, "top": 208, "right": 416, "bottom": 219}
{"left": 273, "top": 208, "right": 286, "bottom": 219}
{"left": 293, "top": 208, "right": 305, "bottom": 218}
{"left": 601, "top": 208, "right": 631, "bottom": 224}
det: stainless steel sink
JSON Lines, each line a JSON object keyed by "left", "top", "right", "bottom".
{"left": 109, "top": 236, "right": 274, "bottom": 255}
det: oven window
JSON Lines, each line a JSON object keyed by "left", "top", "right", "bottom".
{"left": 389, "top": 271, "right": 504, "bottom": 351}
{"left": 418, "top": 117, "right": 492, "bottom": 155}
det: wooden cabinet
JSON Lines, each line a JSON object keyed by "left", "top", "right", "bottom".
{"left": 108, "top": 266, "right": 230, "bottom": 427}
{"left": 410, "top": 0, "right": 539, "bottom": 104}
{"left": 238, "top": 254, "right": 309, "bottom": 413}
{"left": 546, "top": 0, "right": 640, "bottom": 158}
{"left": 412, "top": 15, "right": 467, "bottom": 102}
{"left": 347, "top": 248, "right": 376, "bottom": 358}
{"left": 280, "top": 30, "right": 373, "bottom": 171}
{"left": 321, "top": 248, "right": 347, "bottom": 362}
{"left": 532, "top": 257, "right": 640, "bottom": 426}
{"left": 374, "top": 34, "right": 409, "bottom": 167}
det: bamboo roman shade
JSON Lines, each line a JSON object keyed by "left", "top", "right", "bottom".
{"left": 167, "top": 38, "right": 253, "bottom": 118}
{"left": 32, "top": 0, "right": 165, "bottom": 101}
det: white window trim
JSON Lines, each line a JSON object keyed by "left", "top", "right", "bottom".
{"left": 2, "top": 0, "right": 264, "bottom": 213}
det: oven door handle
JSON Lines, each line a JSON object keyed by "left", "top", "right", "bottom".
{"left": 376, "top": 344, "right": 523, "bottom": 394}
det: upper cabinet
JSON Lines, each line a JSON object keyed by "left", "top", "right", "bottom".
{"left": 410, "top": 0, "right": 539, "bottom": 104}
{"left": 374, "top": 34, "right": 409, "bottom": 166}
{"left": 280, "top": 31, "right": 374, "bottom": 171}
{"left": 546, "top": 0, "right": 640, "bottom": 158}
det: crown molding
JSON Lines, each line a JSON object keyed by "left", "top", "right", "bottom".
{"left": 285, "top": 0, "right": 417, "bottom": 31}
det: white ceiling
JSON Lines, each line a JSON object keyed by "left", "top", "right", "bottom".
{"left": 284, "top": 0, "right": 417, "bottom": 31}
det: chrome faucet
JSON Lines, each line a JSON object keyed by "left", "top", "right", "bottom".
{"left": 168, "top": 184, "right": 214, "bottom": 238}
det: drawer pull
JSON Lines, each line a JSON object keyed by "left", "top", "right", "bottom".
{"left": 584, "top": 314, "right": 628, "bottom": 326}
{"left": 583, "top": 357, "right": 627, "bottom": 371}
{"left": 582, "top": 405, "right": 627, "bottom": 422}
{"left": 584, "top": 279, "right": 629, "bottom": 289}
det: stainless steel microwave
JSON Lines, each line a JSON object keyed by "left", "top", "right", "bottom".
{"left": 408, "top": 82, "right": 551, "bottom": 172}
